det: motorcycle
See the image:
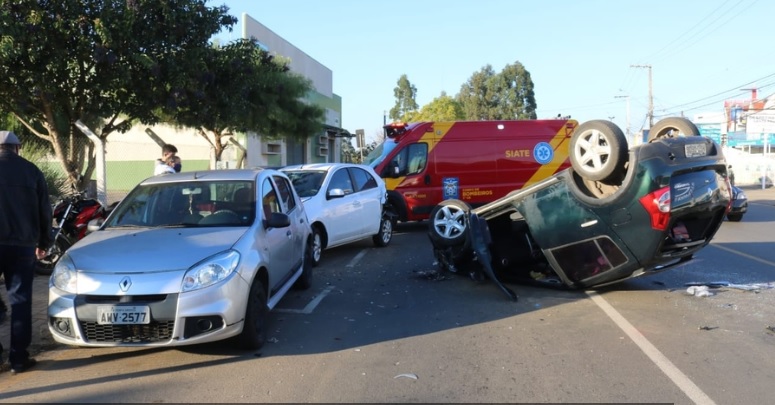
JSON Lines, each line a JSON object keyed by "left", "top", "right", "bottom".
{"left": 36, "top": 190, "right": 112, "bottom": 275}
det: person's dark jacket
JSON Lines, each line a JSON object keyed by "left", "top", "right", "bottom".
{"left": 0, "top": 149, "right": 53, "bottom": 250}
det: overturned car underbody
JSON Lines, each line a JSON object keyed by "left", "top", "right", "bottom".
{"left": 428, "top": 118, "right": 732, "bottom": 300}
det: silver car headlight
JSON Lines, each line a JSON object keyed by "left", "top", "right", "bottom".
{"left": 181, "top": 250, "right": 240, "bottom": 292}
{"left": 51, "top": 254, "right": 77, "bottom": 293}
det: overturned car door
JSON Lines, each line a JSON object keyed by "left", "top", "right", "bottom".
{"left": 513, "top": 177, "right": 632, "bottom": 287}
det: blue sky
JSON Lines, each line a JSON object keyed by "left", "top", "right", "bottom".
{"left": 213, "top": 0, "right": 774, "bottom": 142}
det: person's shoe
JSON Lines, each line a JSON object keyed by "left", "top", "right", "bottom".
{"left": 10, "top": 358, "right": 37, "bottom": 374}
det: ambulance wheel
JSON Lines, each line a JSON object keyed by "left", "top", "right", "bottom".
{"left": 647, "top": 117, "right": 701, "bottom": 142}
{"left": 428, "top": 199, "right": 471, "bottom": 247}
{"left": 570, "top": 120, "right": 628, "bottom": 183}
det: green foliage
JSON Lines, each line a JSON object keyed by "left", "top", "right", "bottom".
{"left": 457, "top": 65, "right": 498, "bottom": 120}
{"left": 19, "top": 141, "right": 68, "bottom": 200}
{"left": 340, "top": 137, "right": 377, "bottom": 164}
{"left": 160, "top": 38, "right": 324, "bottom": 161}
{"left": 389, "top": 74, "right": 419, "bottom": 122}
{"left": 411, "top": 92, "right": 465, "bottom": 122}
{"left": 0, "top": 0, "right": 237, "bottom": 188}
{"left": 456, "top": 62, "right": 537, "bottom": 120}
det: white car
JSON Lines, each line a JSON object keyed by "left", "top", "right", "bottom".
{"left": 48, "top": 168, "right": 313, "bottom": 349}
{"left": 282, "top": 163, "right": 393, "bottom": 266}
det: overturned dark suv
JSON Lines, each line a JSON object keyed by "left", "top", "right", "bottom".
{"left": 428, "top": 117, "right": 732, "bottom": 300}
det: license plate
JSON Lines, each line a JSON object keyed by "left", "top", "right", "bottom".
{"left": 97, "top": 305, "right": 151, "bottom": 325}
{"left": 684, "top": 143, "right": 706, "bottom": 158}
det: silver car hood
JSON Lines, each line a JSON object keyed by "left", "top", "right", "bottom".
{"left": 68, "top": 228, "right": 247, "bottom": 273}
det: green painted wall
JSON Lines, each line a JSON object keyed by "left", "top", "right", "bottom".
{"left": 100, "top": 160, "right": 211, "bottom": 192}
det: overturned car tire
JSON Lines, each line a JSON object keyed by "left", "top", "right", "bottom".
{"left": 570, "top": 120, "right": 628, "bottom": 184}
{"left": 647, "top": 117, "right": 701, "bottom": 142}
{"left": 428, "top": 199, "right": 471, "bottom": 247}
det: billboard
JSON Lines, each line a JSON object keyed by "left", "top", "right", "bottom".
{"left": 723, "top": 94, "right": 774, "bottom": 147}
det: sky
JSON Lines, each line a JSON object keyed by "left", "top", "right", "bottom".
{"left": 212, "top": 0, "right": 775, "bottom": 143}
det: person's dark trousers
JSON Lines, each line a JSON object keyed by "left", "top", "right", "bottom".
{"left": 0, "top": 245, "right": 35, "bottom": 366}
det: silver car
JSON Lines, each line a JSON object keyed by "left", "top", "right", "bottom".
{"left": 48, "top": 169, "right": 313, "bottom": 349}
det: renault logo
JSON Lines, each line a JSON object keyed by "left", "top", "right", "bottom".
{"left": 119, "top": 276, "right": 132, "bottom": 292}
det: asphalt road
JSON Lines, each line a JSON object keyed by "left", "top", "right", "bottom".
{"left": 1, "top": 191, "right": 773, "bottom": 403}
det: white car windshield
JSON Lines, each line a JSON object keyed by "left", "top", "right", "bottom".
{"left": 284, "top": 170, "right": 326, "bottom": 198}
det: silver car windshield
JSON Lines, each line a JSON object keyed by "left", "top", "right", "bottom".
{"left": 105, "top": 180, "right": 255, "bottom": 228}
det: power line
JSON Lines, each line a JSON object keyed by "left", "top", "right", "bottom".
{"left": 657, "top": 72, "right": 775, "bottom": 115}
{"left": 648, "top": 0, "right": 753, "bottom": 63}
{"left": 643, "top": 0, "right": 734, "bottom": 63}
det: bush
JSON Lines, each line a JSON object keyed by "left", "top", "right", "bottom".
{"left": 20, "top": 143, "right": 69, "bottom": 201}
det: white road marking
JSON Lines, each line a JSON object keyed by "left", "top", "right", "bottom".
{"left": 275, "top": 285, "right": 335, "bottom": 314}
{"left": 345, "top": 249, "right": 368, "bottom": 268}
{"left": 587, "top": 291, "right": 717, "bottom": 405}
{"left": 711, "top": 243, "right": 775, "bottom": 267}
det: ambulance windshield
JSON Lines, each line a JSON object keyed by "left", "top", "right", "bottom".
{"left": 363, "top": 138, "right": 397, "bottom": 168}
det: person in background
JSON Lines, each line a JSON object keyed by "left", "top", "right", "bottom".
{"left": 154, "top": 156, "right": 176, "bottom": 175}
{"left": 169, "top": 154, "right": 182, "bottom": 173}
{"left": 0, "top": 130, "right": 52, "bottom": 374}
{"left": 154, "top": 144, "right": 180, "bottom": 175}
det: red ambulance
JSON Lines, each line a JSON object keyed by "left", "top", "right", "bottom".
{"left": 364, "top": 119, "right": 579, "bottom": 222}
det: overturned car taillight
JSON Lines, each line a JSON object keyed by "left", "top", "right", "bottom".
{"left": 639, "top": 186, "right": 671, "bottom": 231}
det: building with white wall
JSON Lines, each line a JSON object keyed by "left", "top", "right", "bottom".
{"left": 98, "top": 13, "right": 347, "bottom": 199}
{"left": 228, "top": 13, "right": 349, "bottom": 168}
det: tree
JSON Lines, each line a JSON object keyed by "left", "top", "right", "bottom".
{"left": 493, "top": 61, "right": 537, "bottom": 119}
{"left": 457, "top": 65, "right": 497, "bottom": 120}
{"left": 456, "top": 62, "right": 536, "bottom": 120}
{"left": 0, "top": 0, "right": 237, "bottom": 189}
{"left": 412, "top": 91, "right": 464, "bottom": 122}
{"left": 389, "top": 74, "right": 419, "bottom": 122}
{"left": 160, "top": 38, "right": 324, "bottom": 162}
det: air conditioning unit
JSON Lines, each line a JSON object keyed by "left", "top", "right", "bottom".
{"left": 261, "top": 142, "right": 281, "bottom": 155}
{"left": 317, "top": 146, "right": 328, "bottom": 157}
{"left": 318, "top": 135, "right": 329, "bottom": 145}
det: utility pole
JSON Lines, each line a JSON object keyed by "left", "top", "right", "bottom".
{"left": 631, "top": 64, "right": 653, "bottom": 127}
{"left": 740, "top": 87, "right": 757, "bottom": 101}
{"left": 615, "top": 95, "right": 631, "bottom": 145}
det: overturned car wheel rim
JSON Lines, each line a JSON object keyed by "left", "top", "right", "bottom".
{"left": 428, "top": 199, "right": 471, "bottom": 247}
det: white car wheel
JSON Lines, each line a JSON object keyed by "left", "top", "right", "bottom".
{"left": 372, "top": 215, "right": 393, "bottom": 247}
{"left": 310, "top": 227, "right": 323, "bottom": 266}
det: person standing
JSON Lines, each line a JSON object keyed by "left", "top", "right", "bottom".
{"left": 0, "top": 130, "right": 52, "bottom": 374}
